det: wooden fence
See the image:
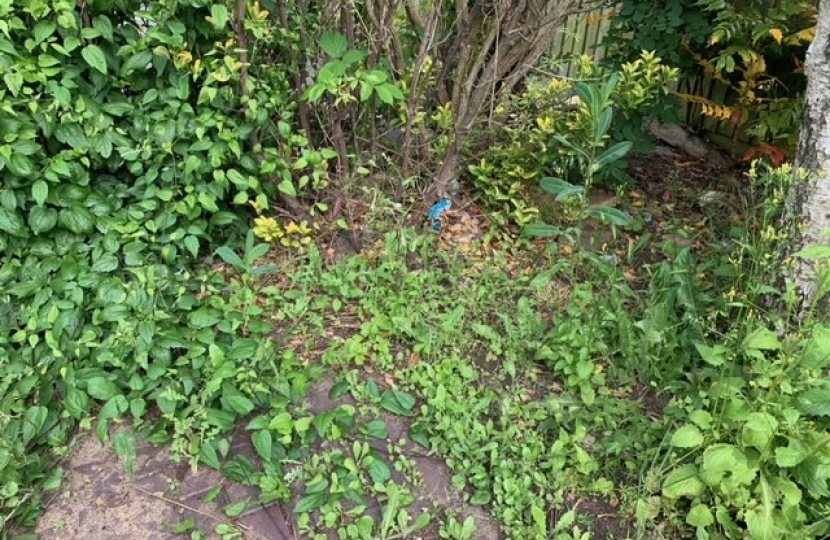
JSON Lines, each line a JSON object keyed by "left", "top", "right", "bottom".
{"left": 549, "top": 5, "right": 751, "bottom": 154}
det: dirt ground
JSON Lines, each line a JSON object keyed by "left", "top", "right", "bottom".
{"left": 36, "top": 378, "right": 501, "bottom": 540}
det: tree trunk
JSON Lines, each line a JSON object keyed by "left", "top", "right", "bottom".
{"left": 788, "top": 0, "right": 830, "bottom": 313}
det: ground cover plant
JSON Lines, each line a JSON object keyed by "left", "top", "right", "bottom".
{"left": 1, "top": 1, "right": 827, "bottom": 540}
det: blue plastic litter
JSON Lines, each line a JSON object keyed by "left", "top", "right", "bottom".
{"left": 428, "top": 198, "right": 452, "bottom": 231}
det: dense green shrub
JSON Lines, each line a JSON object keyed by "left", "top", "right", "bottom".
{"left": 0, "top": 0, "right": 326, "bottom": 532}
{"left": 469, "top": 52, "right": 677, "bottom": 231}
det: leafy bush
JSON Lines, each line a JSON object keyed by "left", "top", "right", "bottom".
{"left": 469, "top": 52, "right": 677, "bottom": 231}
{"left": 0, "top": 0, "right": 325, "bottom": 532}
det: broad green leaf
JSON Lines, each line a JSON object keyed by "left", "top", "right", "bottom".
{"left": 82, "top": 44, "right": 107, "bottom": 74}
{"left": 293, "top": 491, "right": 328, "bottom": 514}
{"left": 59, "top": 205, "right": 95, "bottom": 234}
{"left": 246, "top": 243, "right": 269, "bottom": 264}
{"left": 42, "top": 467, "right": 65, "bottom": 491}
{"left": 593, "top": 141, "right": 633, "bottom": 170}
{"left": 92, "top": 15, "right": 114, "bottom": 41}
{"left": 13, "top": 140, "right": 41, "bottom": 156}
{"left": 130, "top": 398, "right": 146, "bottom": 421}
{"left": 359, "top": 81, "right": 373, "bottom": 102}
{"left": 99, "top": 101, "right": 130, "bottom": 118}
{"left": 364, "top": 70, "right": 388, "bottom": 85}
{"left": 384, "top": 83, "right": 404, "bottom": 101}
{"left": 341, "top": 49, "right": 367, "bottom": 66}
{"left": 662, "top": 464, "right": 704, "bottom": 499}
{"left": 252, "top": 430, "right": 272, "bottom": 460}
{"left": 686, "top": 504, "right": 714, "bottom": 527}
{"left": 555, "top": 185, "right": 586, "bottom": 202}
{"left": 33, "top": 20, "right": 57, "bottom": 43}
{"left": 319, "top": 31, "right": 348, "bottom": 58}
{"left": 366, "top": 456, "right": 391, "bottom": 483}
{"left": 278, "top": 178, "right": 297, "bottom": 197}
{"left": 223, "top": 394, "right": 255, "bottom": 416}
{"left": 306, "top": 83, "right": 326, "bottom": 102}
{"left": 215, "top": 246, "right": 244, "bottom": 268}
{"left": 226, "top": 168, "right": 246, "bottom": 186}
{"left": 363, "top": 419, "right": 388, "bottom": 439}
{"left": 742, "top": 412, "right": 778, "bottom": 450}
{"left": 380, "top": 389, "right": 416, "bottom": 416}
{"left": 10, "top": 153, "right": 35, "bottom": 176}
{"left": 595, "top": 107, "right": 614, "bottom": 140}
{"left": 204, "top": 484, "right": 223, "bottom": 504}
{"left": 588, "top": 205, "right": 633, "bottom": 227}
{"left": 554, "top": 509, "right": 576, "bottom": 531}
{"left": 375, "top": 84, "right": 394, "bottom": 104}
{"left": 573, "top": 81, "right": 594, "bottom": 109}
{"left": 200, "top": 443, "right": 221, "bottom": 469}
{"left": 539, "top": 176, "right": 572, "bottom": 196}
{"left": 32, "top": 180, "right": 48, "bottom": 205}
{"left": 802, "top": 324, "right": 830, "bottom": 369}
{"left": 172, "top": 519, "right": 197, "bottom": 534}
{"left": 775, "top": 438, "right": 808, "bottom": 468}
{"left": 91, "top": 254, "right": 118, "bottom": 272}
{"left": 210, "top": 4, "right": 229, "bottom": 30}
{"left": 270, "top": 412, "right": 293, "bottom": 434}
{"left": 0, "top": 207, "right": 26, "bottom": 236}
{"left": 461, "top": 516, "right": 477, "bottom": 536}
{"left": 29, "top": 205, "right": 58, "bottom": 235}
{"left": 21, "top": 406, "right": 48, "bottom": 446}
{"left": 87, "top": 377, "right": 119, "bottom": 400}
{"left": 224, "top": 500, "right": 248, "bottom": 517}
{"left": 798, "top": 387, "right": 830, "bottom": 417}
{"left": 773, "top": 478, "right": 802, "bottom": 506}
{"left": 122, "top": 49, "right": 153, "bottom": 75}
{"left": 700, "top": 444, "right": 752, "bottom": 486}
{"left": 532, "top": 505, "right": 547, "bottom": 535}
{"left": 114, "top": 431, "right": 136, "bottom": 477}
{"left": 670, "top": 424, "right": 704, "bottom": 448}
{"left": 4, "top": 71, "right": 22, "bottom": 96}
{"left": 743, "top": 327, "right": 781, "bottom": 351}
{"left": 99, "top": 395, "right": 128, "bottom": 420}
{"left": 206, "top": 409, "right": 235, "bottom": 430}
{"left": 689, "top": 410, "right": 713, "bottom": 429}
{"left": 184, "top": 235, "right": 199, "bottom": 257}
{"left": 793, "top": 245, "right": 830, "bottom": 260}
{"left": 65, "top": 388, "right": 89, "bottom": 418}
{"left": 745, "top": 475, "right": 779, "bottom": 540}
{"left": 694, "top": 342, "right": 729, "bottom": 366}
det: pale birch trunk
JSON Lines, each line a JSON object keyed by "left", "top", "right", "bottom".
{"left": 788, "top": 0, "right": 830, "bottom": 313}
